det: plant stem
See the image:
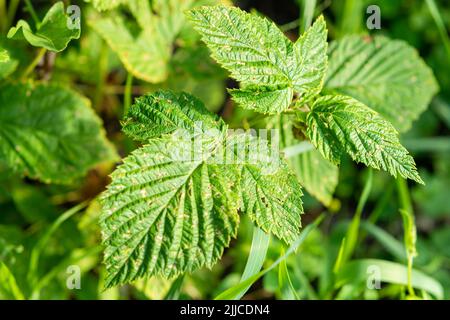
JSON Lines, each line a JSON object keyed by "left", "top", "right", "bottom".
{"left": 299, "top": 0, "right": 317, "bottom": 34}
{"left": 6, "top": 0, "right": 20, "bottom": 31}
{"left": 94, "top": 42, "right": 108, "bottom": 109}
{"left": 425, "top": 0, "right": 450, "bottom": 60}
{"left": 0, "top": 0, "right": 6, "bottom": 33}
{"left": 124, "top": 73, "right": 133, "bottom": 116}
{"left": 396, "top": 178, "right": 413, "bottom": 215}
{"left": 24, "top": 0, "right": 39, "bottom": 27}
{"left": 280, "top": 18, "right": 300, "bottom": 32}
{"left": 339, "top": 0, "right": 364, "bottom": 37}
{"left": 21, "top": 47, "right": 46, "bottom": 79}
{"left": 396, "top": 178, "right": 417, "bottom": 298}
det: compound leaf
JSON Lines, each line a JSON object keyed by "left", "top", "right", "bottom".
{"left": 325, "top": 35, "right": 438, "bottom": 132}
{"left": 188, "top": 6, "right": 328, "bottom": 114}
{"left": 0, "top": 83, "right": 117, "bottom": 184}
{"left": 101, "top": 91, "right": 304, "bottom": 286}
{"left": 305, "top": 95, "right": 423, "bottom": 184}
{"left": 7, "top": 2, "right": 80, "bottom": 52}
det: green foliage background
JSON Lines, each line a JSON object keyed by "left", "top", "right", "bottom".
{"left": 0, "top": 0, "right": 449, "bottom": 300}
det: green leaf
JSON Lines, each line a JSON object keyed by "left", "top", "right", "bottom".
{"left": 0, "top": 47, "right": 17, "bottom": 79}
{"left": 0, "top": 83, "right": 117, "bottom": 184}
{"left": 238, "top": 156, "right": 303, "bottom": 244}
{"left": 88, "top": 0, "right": 129, "bottom": 11}
{"left": 187, "top": 6, "right": 328, "bottom": 114}
{"left": 292, "top": 14, "right": 328, "bottom": 101}
{"left": 294, "top": 149, "right": 338, "bottom": 206}
{"left": 229, "top": 86, "right": 294, "bottom": 114}
{"left": 335, "top": 259, "right": 444, "bottom": 299}
{"left": 0, "top": 48, "right": 9, "bottom": 63}
{"left": 268, "top": 115, "right": 338, "bottom": 206}
{"left": 325, "top": 35, "right": 439, "bottom": 132}
{"left": 0, "top": 262, "right": 24, "bottom": 300}
{"left": 100, "top": 132, "right": 240, "bottom": 287}
{"left": 90, "top": 0, "right": 216, "bottom": 83}
{"left": 122, "top": 91, "right": 223, "bottom": 141}
{"left": 89, "top": 13, "right": 170, "bottom": 83}
{"left": 225, "top": 132, "right": 304, "bottom": 243}
{"left": 7, "top": 2, "right": 80, "bottom": 52}
{"left": 101, "top": 91, "right": 303, "bottom": 287}
{"left": 305, "top": 95, "right": 423, "bottom": 184}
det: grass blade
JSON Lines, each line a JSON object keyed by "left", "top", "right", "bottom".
{"left": 230, "top": 226, "right": 270, "bottom": 300}
{"left": 335, "top": 169, "right": 373, "bottom": 271}
{"left": 360, "top": 222, "right": 406, "bottom": 262}
{"left": 0, "top": 262, "right": 25, "bottom": 300}
{"left": 27, "top": 201, "right": 88, "bottom": 290}
{"left": 164, "top": 275, "right": 185, "bottom": 300}
{"left": 278, "top": 249, "right": 300, "bottom": 299}
{"left": 215, "top": 215, "right": 325, "bottom": 300}
{"left": 299, "top": 0, "right": 317, "bottom": 34}
{"left": 335, "top": 259, "right": 443, "bottom": 299}
{"left": 425, "top": 0, "right": 450, "bottom": 59}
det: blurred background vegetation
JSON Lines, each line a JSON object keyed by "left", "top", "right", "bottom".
{"left": 0, "top": 0, "right": 449, "bottom": 300}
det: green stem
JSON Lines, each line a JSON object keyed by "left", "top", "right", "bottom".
{"left": 24, "top": 0, "right": 39, "bottom": 27}
{"left": 0, "top": 0, "right": 6, "bottom": 33}
{"left": 94, "top": 42, "right": 108, "bottom": 109}
{"left": 396, "top": 178, "right": 417, "bottom": 298}
{"left": 407, "top": 255, "right": 415, "bottom": 297}
{"left": 124, "top": 73, "right": 133, "bottom": 116}
{"left": 425, "top": 0, "right": 450, "bottom": 60}
{"left": 396, "top": 178, "right": 413, "bottom": 215}
{"left": 21, "top": 47, "right": 46, "bottom": 79}
{"left": 6, "top": 0, "right": 20, "bottom": 31}
{"left": 339, "top": 0, "right": 364, "bottom": 37}
{"left": 280, "top": 19, "right": 300, "bottom": 32}
{"left": 299, "top": 0, "right": 317, "bottom": 34}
